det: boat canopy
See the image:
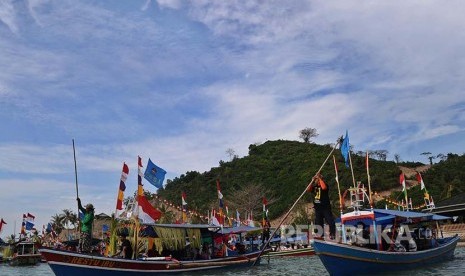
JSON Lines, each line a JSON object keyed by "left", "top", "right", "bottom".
{"left": 373, "top": 209, "right": 451, "bottom": 221}
{"left": 219, "top": 226, "right": 262, "bottom": 234}
{"left": 336, "top": 209, "right": 451, "bottom": 227}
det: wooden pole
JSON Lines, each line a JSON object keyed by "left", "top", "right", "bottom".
{"left": 72, "top": 139, "right": 80, "bottom": 225}
{"left": 252, "top": 137, "right": 342, "bottom": 266}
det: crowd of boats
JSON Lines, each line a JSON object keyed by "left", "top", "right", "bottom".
{"left": 0, "top": 134, "right": 462, "bottom": 275}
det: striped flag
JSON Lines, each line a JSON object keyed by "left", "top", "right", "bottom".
{"left": 138, "top": 156, "right": 144, "bottom": 196}
{"left": 115, "top": 163, "right": 129, "bottom": 214}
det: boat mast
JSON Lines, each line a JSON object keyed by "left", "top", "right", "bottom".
{"left": 252, "top": 136, "right": 343, "bottom": 266}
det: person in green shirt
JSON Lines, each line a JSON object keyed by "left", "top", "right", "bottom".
{"left": 77, "top": 197, "right": 94, "bottom": 253}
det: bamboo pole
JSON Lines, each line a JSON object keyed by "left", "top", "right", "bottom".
{"left": 252, "top": 137, "right": 342, "bottom": 266}
{"left": 72, "top": 139, "right": 80, "bottom": 227}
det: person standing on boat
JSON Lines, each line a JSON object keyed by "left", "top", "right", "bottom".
{"left": 309, "top": 173, "right": 336, "bottom": 239}
{"left": 77, "top": 197, "right": 95, "bottom": 253}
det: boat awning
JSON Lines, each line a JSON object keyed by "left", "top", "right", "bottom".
{"left": 373, "top": 209, "right": 451, "bottom": 221}
{"left": 218, "top": 226, "right": 262, "bottom": 234}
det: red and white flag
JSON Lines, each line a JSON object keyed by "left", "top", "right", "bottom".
{"left": 137, "top": 194, "right": 162, "bottom": 223}
{"left": 399, "top": 172, "right": 406, "bottom": 192}
{"left": 416, "top": 172, "right": 425, "bottom": 190}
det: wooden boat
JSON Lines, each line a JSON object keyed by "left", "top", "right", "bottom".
{"left": 312, "top": 208, "right": 459, "bottom": 275}
{"left": 266, "top": 246, "right": 315, "bottom": 257}
{"left": 9, "top": 241, "right": 42, "bottom": 266}
{"left": 40, "top": 224, "right": 269, "bottom": 275}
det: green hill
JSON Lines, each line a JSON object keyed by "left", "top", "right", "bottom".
{"left": 157, "top": 140, "right": 406, "bottom": 220}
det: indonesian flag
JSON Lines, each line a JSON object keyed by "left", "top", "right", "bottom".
{"left": 116, "top": 163, "right": 129, "bottom": 213}
{"left": 399, "top": 172, "right": 406, "bottom": 192}
{"left": 138, "top": 156, "right": 144, "bottom": 196}
{"left": 0, "top": 218, "right": 6, "bottom": 234}
{"left": 137, "top": 194, "right": 162, "bottom": 223}
{"left": 416, "top": 172, "right": 425, "bottom": 190}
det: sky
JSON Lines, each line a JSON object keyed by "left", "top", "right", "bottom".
{"left": 1, "top": 0, "right": 465, "bottom": 238}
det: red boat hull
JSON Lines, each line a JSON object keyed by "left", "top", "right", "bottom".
{"left": 40, "top": 247, "right": 267, "bottom": 275}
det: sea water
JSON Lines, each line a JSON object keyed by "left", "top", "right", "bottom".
{"left": 1, "top": 247, "right": 464, "bottom": 276}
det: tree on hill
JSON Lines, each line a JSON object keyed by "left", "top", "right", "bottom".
{"left": 299, "top": 127, "right": 318, "bottom": 143}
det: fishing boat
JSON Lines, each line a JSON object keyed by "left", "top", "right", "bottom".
{"left": 8, "top": 241, "right": 42, "bottom": 266}
{"left": 40, "top": 224, "right": 269, "bottom": 275}
{"left": 312, "top": 208, "right": 459, "bottom": 275}
{"left": 266, "top": 246, "right": 315, "bottom": 257}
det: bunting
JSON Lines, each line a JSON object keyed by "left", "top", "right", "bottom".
{"left": 115, "top": 163, "right": 129, "bottom": 214}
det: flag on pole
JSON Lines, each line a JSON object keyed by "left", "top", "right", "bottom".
{"left": 236, "top": 210, "right": 240, "bottom": 227}
{"left": 399, "top": 172, "right": 406, "bottom": 192}
{"left": 340, "top": 130, "right": 350, "bottom": 167}
{"left": 116, "top": 163, "right": 129, "bottom": 214}
{"left": 181, "top": 192, "right": 188, "bottom": 223}
{"left": 144, "top": 158, "right": 167, "bottom": 189}
{"left": 25, "top": 221, "right": 35, "bottom": 231}
{"left": 399, "top": 172, "right": 409, "bottom": 210}
{"left": 216, "top": 179, "right": 224, "bottom": 225}
{"left": 216, "top": 179, "right": 224, "bottom": 208}
{"left": 0, "top": 219, "right": 6, "bottom": 234}
{"left": 138, "top": 156, "right": 144, "bottom": 196}
{"left": 26, "top": 213, "right": 35, "bottom": 222}
{"left": 366, "top": 152, "right": 371, "bottom": 182}
{"left": 137, "top": 194, "right": 162, "bottom": 223}
{"left": 262, "top": 197, "right": 268, "bottom": 226}
{"left": 416, "top": 172, "right": 427, "bottom": 191}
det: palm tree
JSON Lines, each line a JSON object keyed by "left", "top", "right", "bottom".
{"left": 51, "top": 213, "right": 65, "bottom": 235}
{"left": 62, "top": 209, "right": 78, "bottom": 240}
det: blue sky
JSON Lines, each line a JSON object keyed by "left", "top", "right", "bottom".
{"left": 1, "top": 0, "right": 465, "bottom": 238}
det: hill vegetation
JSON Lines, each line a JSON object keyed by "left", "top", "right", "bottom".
{"left": 157, "top": 140, "right": 408, "bottom": 221}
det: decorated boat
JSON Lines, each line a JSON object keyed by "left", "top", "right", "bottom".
{"left": 8, "top": 241, "right": 42, "bottom": 266}
{"left": 266, "top": 246, "right": 315, "bottom": 257}
{"left": 312, "top": 208, "right": 459, "bottom": 275}
{"left": 40, "top": 223, "right": 269, "bottom": 275}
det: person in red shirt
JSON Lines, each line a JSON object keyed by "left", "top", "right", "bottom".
{"left": 309, "top": 174, "right": 336, "bottom": 239}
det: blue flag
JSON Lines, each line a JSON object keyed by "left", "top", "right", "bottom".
{"left": 144, "top": 158, "right": 167, "bottom": 189}
{"left": 340, "top": 130, "right": 350, "bottom": 167}
{"left": 46, "top": 223, "right": 52, "bottom": 233}
{"left": 102, "top": 224, "right": 109, "bottom": 232}
{"left": 25, "top": 221, "right": 35, "bottom": 230}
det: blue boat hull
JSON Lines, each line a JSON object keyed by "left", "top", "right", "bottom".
{"left": 312, "top": 235, "right": 459, "bottom": 275}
